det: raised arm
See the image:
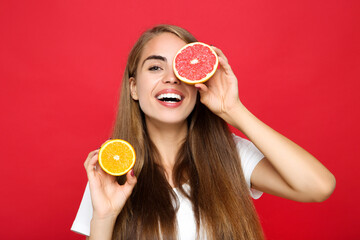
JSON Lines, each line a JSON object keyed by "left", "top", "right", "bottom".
{"left": 195, "top": 47, "right": 335, "bottom": 202}
{"left": 84, "top": 149, "right": 137, "bottom": 239}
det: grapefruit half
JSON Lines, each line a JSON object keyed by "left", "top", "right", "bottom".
{"left": 173, "top": 42, "right": 218, "bottom": 85}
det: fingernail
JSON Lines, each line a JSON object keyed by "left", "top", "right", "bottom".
{"left": 130, "top": 169, "right": 134, "bottom": 177}
{"left": 195, "top": 86, "right": 201, "bottom": 90}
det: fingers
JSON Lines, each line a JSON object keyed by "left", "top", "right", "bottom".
{"left": 194, "top": 83, "right": 208, "bottom": 93}
{"left": 84, "top": 149, "right": 99, "bottom": 169}
{"left": 194, "top": 83, "right": 209, "bottom": 102}
{"left": 211, "top": 46, "right": 233, "bottom": 75}
{"left": 122, "top": 169, "right": 137, "bottom": 198}
{"left": 84, "top": 149, "right": 99, "bottom": 179}
{"left": 212, "top": 46, "right": 228, "bottom": 63}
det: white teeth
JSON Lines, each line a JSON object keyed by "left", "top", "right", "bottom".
{"left": 156, "top": 93, "right": 182, "bottom": 102}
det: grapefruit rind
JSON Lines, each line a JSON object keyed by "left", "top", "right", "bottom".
{"left": 98, "top": 139, "right": 136, "bottom": 176}
{"left": 173, "top": 42, "right": 219, "bottom": 85}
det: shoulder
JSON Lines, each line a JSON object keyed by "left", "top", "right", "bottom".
{"left": 232, "top": 133, "right": 250, "bottom": 146}
{"left": 231, "top": 133, "right": 264, "bottom": 198}
{"left": 232, "top": 133, "right": 262, "bottom": 155}
{"left": 231, "top": 133, "right": 264, "bottom": 166}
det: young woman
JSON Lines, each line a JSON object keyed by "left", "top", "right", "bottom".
{"left": 71, "top": 24, "right": 336, "bottom": 240}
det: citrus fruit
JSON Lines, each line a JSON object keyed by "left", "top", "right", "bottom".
{"left": 98, "top": 139, "right": 136, "bottom": 176}
{"left": 173, "top": 42, "right": 218, "bottom": 84}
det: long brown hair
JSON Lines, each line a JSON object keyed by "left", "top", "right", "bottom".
{"left": 111, "top": 24, "right": 264, "bottom": 240}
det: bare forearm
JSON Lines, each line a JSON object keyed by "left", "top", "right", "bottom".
{"left": 89, "top": 216, "right": 117, "bottom": 240}
{"left": 223, "top": 103, "right": 335, "bottom": 198}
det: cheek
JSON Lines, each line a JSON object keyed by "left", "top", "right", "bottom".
{"left": 186, "top": 89, "right": 198, "bottom": 112}
{"left": 135, "top": 78, "right": 153, "bottom": 99}
{"left": 135, "top": 73, "right": 162, "bottom": 98}
{"left": 137, "top": 87, "right": 151, "bottom": 109}
{"left": 189, "top": 88, "right": 198, "bottom": 103}
{"left": 135, "top": 81, "right": 157, "bottom": 112}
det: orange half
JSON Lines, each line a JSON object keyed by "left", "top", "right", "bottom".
{"left": 98, "top": 139, "right": 136, "bottom": 176}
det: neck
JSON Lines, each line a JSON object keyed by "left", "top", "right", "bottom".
{"left": 145, "top": 118, "right": 188, "bottom": 187}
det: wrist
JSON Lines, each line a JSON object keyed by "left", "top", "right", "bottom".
{"left": 90, "top": 213, "right": 118, "bottom": 228}
{"left": 92, "top": 210, "right": 119, "bottom": 223}
{"left": 220, "top": 101, "right": 247, "bottom": 127}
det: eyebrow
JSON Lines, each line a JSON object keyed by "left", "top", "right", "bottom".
{"left": 141, "top": 55, "right": 167, "bottom": 67}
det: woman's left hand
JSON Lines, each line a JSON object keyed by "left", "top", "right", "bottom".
{"left": 195, "top": 46, "right": 242, "bottom": 120}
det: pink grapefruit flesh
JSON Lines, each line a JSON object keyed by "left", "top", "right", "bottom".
{"left": 173, "top": 42, "right": 218, "bottom": 85}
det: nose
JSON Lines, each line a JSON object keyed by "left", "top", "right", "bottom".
{"left": 163, "top": 71, "right": 181, "bottom": 85}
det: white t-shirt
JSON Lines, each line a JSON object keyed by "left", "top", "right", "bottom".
{"left": 71, "top": 134, "right": 264, "bottom": 238}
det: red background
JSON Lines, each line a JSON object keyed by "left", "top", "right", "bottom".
{"left": 1, "top": 0, "right": 359, "bottom": 239}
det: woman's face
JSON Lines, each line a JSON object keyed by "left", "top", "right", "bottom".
{"left": 130, "top": 33, "right": 198, "bottom": 127}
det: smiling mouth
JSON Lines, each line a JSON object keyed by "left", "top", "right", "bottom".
{"left": 156, "top": 93, "right": 182, "bottom": 103}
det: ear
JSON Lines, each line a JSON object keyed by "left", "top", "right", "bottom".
{"left": 129, "top": 77, "right": 139, "bottom": 100}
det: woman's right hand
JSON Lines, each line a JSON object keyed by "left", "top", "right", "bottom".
{"left": 84, "top": 149, "right": 137, "bottom": 220}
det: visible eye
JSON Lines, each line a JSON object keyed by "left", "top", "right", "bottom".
{"left": 148, "top": 66, "right": 162, "bottom": 71}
